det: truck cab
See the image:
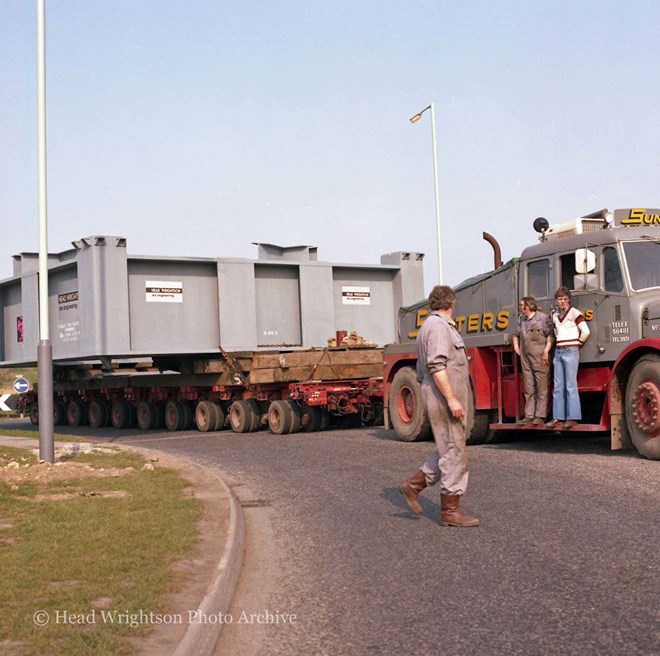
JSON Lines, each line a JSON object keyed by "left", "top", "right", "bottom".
{"left": 384, "top": 208, "right": 660, "bottom": 459}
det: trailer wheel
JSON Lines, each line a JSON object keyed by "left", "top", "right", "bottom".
{"left": 111, "top": 400, "right": 131, "bottom": 429}
{"left": 150, "top": 402, "right": 164, "bottom": 429}
{"left": 164, "top": 400, "right": 185, "bottom": 432}
{"left": 54, "top": 401, "right": 67, "bottom": 426}
{"left": 137, "top": 401, "right": 156, "bottom": 430}
{"left": 29, "top": 402, "right": 39, "bottom": 426}
{"left": 195, "top": 400, "right": 217, "bottom": 432}
{"left": 67, "top": 399, "right": 88, "bottom": 427}
{"left": 88, "top": 400, "right": 108, "bottom": 428}
{"left": 389, "top": 367, "right": 431, "bottom": 442}
{"left": 211, "top": 401, "right": 226, "bottom": 431}
{"left": 268, "top": 400, "right": 292, "bottom": 434}
{"left": 625, "top": 354, "right": 660, "bottom": 459}
{"left": 319, "top": 409, "right": 330, "bottom": 431}
{"left": 301, "top": 405, "right": 323, "bottom": 433}
{"left": 283, "top": 400, "right": 301, "bottom": 433}
{"left": 230, "top": 399, "right": 260, "bottom": 433}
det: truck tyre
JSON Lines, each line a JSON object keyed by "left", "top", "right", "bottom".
{"left": 268, "top": 400, "right": 293, "bottom": 434}
{"left": 88, "top": 400, "right": 108, "bottom": 428}
{"left": 466, "top": 386, "right": 497, "bottom": 445}
{"left": 29, "top": 402, "right": 39, "bottom": 425}
{"left": 165, "top": 400, "right": 185, "bottom": 432}
{"left": 67, "top": 399, "right": 87, "bottom": 427}
{"left": 389, "top": 367, "right": 431, "bottom": 442}
{"left": 54, "top": 401, "right": 67, "bottom": 426}
{"left": 230, "top": 399, "right": 260, "bottom": 433}
{"left": 625, "top": 354, "right": 660, "bottom": 459}
{"left": 195, "top": 400, "right": 217, "bottom": 432}
{"left": 301, "top": 405, "right": 323, "bottom": 432}
{"left": 111, "top": 400, "right": 131, "bottom": 429}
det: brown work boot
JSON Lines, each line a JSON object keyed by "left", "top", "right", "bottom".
{"left": 440, "top": 494, "right": 480, "bottom": 527}
{"left": 399, "top": 470, "right": 427, "bottom": 515}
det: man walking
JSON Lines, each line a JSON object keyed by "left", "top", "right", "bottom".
{"left": 398, "top": 285, "right": 479, "bottom": 527}
{"left": 512, "top": 297, "right": 554, "bottom": 425}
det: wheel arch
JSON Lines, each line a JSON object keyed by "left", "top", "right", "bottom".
{"left": 609, "top": 338, "right": 660, "bottom": 450}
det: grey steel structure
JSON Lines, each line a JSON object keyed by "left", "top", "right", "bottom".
{"left": 0, "top": 237, "right": 424, "bottom": 367}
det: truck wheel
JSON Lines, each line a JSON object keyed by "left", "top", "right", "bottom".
{"left": 111, "top": 400, "right": 131, "bottom": 429}
{"left": 67, "top": 399, "right": 88, "bottom": 427}
{"left": 301, "top": 405, "right": 323, "bottom": 432}
{"left": 29, "top": 402, "right": 39, "bottom": 426}
{"left": 88, "top": 400, "right": 108, "bottom": 428}
{"left": 389, "top": 367, "right": 431, "bottom": 442}
{"left": 54, "top": 401, "right": 67, "bottom": 426}
{"left": 165, "top": 400, "right": 185, "bottom": 432}
{"left": 466, "top": 386, "right": 497, "bottom": 445}
{"left": 195, "top": 400, "right": 217, "bottom": 432}
{"left": 211, "top": 401, "right": 225, "bottom": 431}
{"left": 625, "top": 354, "right": 660, "bottom": 459}
{"left": 137, "top": 401, "right": 155, "bottom": 430}
{"left": 268, "top": 400, "right": 293, "bottom": 434}
{"left": 230, "top": 399, "right": 260, "bottom": 433}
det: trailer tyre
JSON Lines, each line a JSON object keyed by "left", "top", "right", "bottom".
{"left": 389, "top": 367, "right": 431, "bottom": 442}
{"left": 230, "top": 399, "right": 260, "bottom": 433}
{"left": 195, "top": 401, "right": 217, "bottom": 432}
{"left": 110, "top": 400, "right": 131, "bottom": 429}
{"left": 301, "top": 405, "right": 323, "bottom": 433}
{"left": 88, "top": 400, "right": 108, "bottom": 428}
{"left": 54, "top": 401, "right": 67, "bottom": 426}
{"left": 137, "top": 401, "right": 157, "bottom": 430}
{"left": 211, "top": 401, "right": 225, "bottom": 431}
{"left": 283, "top": 400, "right": 301, "bottom": 433}
{"left": 268, "top": 400, "right": 292, "bottom": 435}
{"left": 67, "top": 399, "right": 88, "bottom": 427}
{"left": 29, "top": 402, "right": 39, "bottom": 426}
{"left": 165, "top": 400, "right": 185, "bottom": 432}
{"left": 625, "top": 354, "right": 660, "bottom": 459}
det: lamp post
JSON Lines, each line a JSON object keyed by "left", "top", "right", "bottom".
{"left": 37, "top": 0, "right": 54, "bottom": 463}
{"left": 410, "top": 102, "right": 443, "bottom": 284}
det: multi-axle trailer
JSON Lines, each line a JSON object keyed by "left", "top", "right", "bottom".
{"left": 0, "top": 237, "right": 424, "bottom": 435}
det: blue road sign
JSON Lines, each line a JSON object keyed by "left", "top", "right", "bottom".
{"left": 13, "top": 377, "right": 30, "bottom": 394}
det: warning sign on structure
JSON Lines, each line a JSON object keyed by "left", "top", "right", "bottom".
{"left": 146, "top": 280, "right": 183, "bottom": 303}
{"left": 342, "top": 286, "right": 371, "bottom": 305}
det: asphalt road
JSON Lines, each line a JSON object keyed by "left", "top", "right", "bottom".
{"left": 7, "top": 420, "right": 659, "bottom": 656}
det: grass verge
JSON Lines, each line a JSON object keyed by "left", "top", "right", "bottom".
{"left": 0, "top": 445, "right": 203, "bottom": 656}
{"left": 0, "top": 428, "right": 89, "bottom": 443}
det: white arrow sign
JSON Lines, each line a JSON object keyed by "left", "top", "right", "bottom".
{"left": 0, "top": 394, "right": 12, "bottom": 412}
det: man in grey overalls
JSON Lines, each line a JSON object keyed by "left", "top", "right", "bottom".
{"left": 398, "top": 285, "right": 479, "bottom": 527}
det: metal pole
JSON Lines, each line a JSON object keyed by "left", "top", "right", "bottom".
{"left": 430, "top": 102, "right": 443, "bottom": 284}
{"left": 37, "top": 0, "right": 54, "bottom": 463}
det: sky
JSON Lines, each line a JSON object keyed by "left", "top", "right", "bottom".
{"left": 2, "top": 0, "right": 660, "bottom": 292}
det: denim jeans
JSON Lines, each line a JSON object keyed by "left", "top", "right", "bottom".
{"left": 552, "top": 346, "right": 581, "bottom": 420}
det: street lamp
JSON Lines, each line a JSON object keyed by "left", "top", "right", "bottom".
{"left": 37, "top": 0, "right": 54, "bottom": 463}
{"left": 409, "top": 102, "right": 443, "bottom": 284}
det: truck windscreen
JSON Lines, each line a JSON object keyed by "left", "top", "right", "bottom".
{"left": 623, "top": 240, "right": 660, "bottom": 290}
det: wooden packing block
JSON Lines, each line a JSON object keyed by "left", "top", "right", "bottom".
{"left": 251, "top": 348, "right": 383, "bottom": 370}
{"left": 248, "top": 363, "right": 383, "bottom": 384}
